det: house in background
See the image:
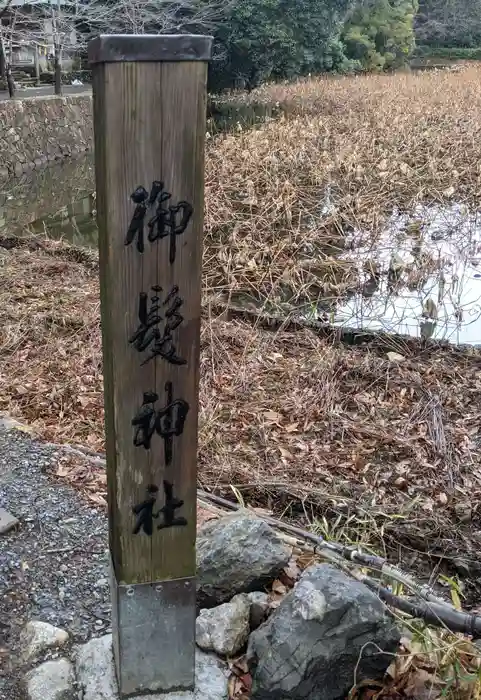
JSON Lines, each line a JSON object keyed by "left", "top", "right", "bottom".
{"left": 2, "top": 0, "right": 77, "bottom": 76}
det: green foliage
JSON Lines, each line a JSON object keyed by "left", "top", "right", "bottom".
{"left": 209, "top": 0, "right": 356, "bottom": 91}
{"left": 415, "top": 0, "right": 481, "bottom": 49}
{"left": 207, "top": 0, "right": 424, "bottom": 90}
{"left": 342, "top": 0, "right": 418, "bottom": 71}
{"left": 414, "top": 46, "right": 481, "bottom": 60}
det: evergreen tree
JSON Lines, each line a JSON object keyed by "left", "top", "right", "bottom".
{"left": 209, "top": 0, "right": 356, "bottom": 90}
{"left": 415, "top": 0, "right": 481, "bottom": 48}
{"left": 342, "top": 0, "right": 418, "bottom": 71}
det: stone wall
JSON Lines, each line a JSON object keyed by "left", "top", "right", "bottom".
{"left": 0, "top": 93, "right": 93, "bottom": 178}
{"left": 0, "top": 154, "right": 95, "bottom": 233}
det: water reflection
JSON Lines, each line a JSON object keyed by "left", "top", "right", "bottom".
{"left": 336, "top": 203, "right": 481, "bottom": 345}
{"left": 0, "top": 154, "right": 96, "bottom": 245}
{"left": 28, "top": 193, "right": 98, "bottom": 247}
{"left": 1, "top": 153, "right": 481, "bottom": 346}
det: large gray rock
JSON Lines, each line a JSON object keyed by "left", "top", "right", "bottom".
{"left": 197, "top": 513, "right": 291, "bottom": 606}
{"left": 75, "top": 634, "right": 228, "bottom": 700}
{"left": 21, "top": 621, "right": 69, "bottom": 662}
{"left": 196, "top": 594, "right": 250, "bottom": 656}
{"left": 247, "top": 564, "right": 400, "bottom": 700}
{"left": 25, "top": 658, "right": 75, "bottom": 700}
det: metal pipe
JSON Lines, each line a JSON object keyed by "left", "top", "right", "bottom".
{"left": 197, "top": 490, "right": 481, "bottom": 638}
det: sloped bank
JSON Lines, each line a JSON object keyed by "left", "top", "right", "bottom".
{"left": 0, "top": 94, "right": 93, "bottom": 178}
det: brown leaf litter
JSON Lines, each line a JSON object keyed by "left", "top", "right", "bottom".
{"left": 1, "top": 239, "right": 481, "bottom": 602}
{"left": 6, "top": 64, "right": 481, "bottom": 699}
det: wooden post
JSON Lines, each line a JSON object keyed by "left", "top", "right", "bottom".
{"left": 88, "top": 35, "right": 212, "bottom": 698}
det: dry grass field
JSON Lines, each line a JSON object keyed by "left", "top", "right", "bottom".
{"left": 3, "top": 64, "right": 481, "bottom": 698}
{"left": 204, "top": 65, "right": 481, "bottom": 314}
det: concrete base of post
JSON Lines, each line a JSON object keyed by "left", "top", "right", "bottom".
{"left": 75, "top": 633, "right": 229, "bottom": 700}
{"left": 111, "top": 561, "right": 196, "bottom": 697}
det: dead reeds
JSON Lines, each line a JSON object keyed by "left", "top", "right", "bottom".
{"left": 204, "top": 64, "right": 481, "bottom": 314}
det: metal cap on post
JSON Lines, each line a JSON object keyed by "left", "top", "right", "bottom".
{"left": 89, "top": 34, "right": 212, "bottom": 698}
{"left": 88, "top": 34, "right": 213, "bottom": 63}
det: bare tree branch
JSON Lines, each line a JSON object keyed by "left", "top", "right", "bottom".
{"left": 94, "top": 0, "right": 229, "bottom": 35}
{"left": 6, "top": 0, "right": 228, "bottom": 95}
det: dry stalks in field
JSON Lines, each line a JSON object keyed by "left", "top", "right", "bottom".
{"left": 2, "top": 67, "right": 481, "bottom": 572}
{"left": 204, "top": 64, "right": 481, "bottom": 316}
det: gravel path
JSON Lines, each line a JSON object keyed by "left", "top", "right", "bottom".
{"left": 0, "top": 427, "right": 110, "bottom": 699}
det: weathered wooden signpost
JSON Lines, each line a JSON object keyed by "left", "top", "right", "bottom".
{"left": 89, "top": 34, "right": 212, "bottom": 697}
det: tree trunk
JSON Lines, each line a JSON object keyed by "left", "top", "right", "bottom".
{"left": 34, "top": 45, "right": 40, "bottom": 86}
{"left": 54, "top": 46, "right": 62, "bottom": 96}
{"left": 0, "top": 46, "right": 5, "bottom": 80}
{"left": 6, "top": 64, "right": 14, "bottom": 98}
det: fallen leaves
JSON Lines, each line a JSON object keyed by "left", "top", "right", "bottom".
{"left": 280, "top": 558, "right": 302, "bottom": 587}
{"left": 271, "top": 579, "right": 288, "bottom": 596}
{"left": 205, "top": 65, "right": 481, "bottom": 315}
{"left": 262, "top": 410, "right": 284, "bottom": 425}
{"left": 228, "top": 657, "right": 252, "bottom": 700}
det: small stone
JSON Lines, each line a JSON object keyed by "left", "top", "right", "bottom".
{"left": 0, "top": 416, "right": 33, "bottom": 433}
{"left": 75, "top": 634, "right": 115, "bottom": 700}
{"left": 197, "top": 512, "right": 291, "bottom": 606}
{"left": 191, "top": 651, "right": 229, "bottom": 700}
{"left": 21, "top": 621, "right": 69, "bottom": 662}
{"left": 386, "top": 352, "right": 405, "bottom": 363}
{"left": 0, "top": 507, "right": 19, "bottom": 534}
{"left": 94, "top": 578, "right": 108, "bottom": 588}
{"left": 196, "top": 594, "right": 250, "bottom": 656}
{"left": 25, "top": 658, "right": 75, "bottom": 700}
{"left": 246, "top": 592, "right": 270, "bottom": 630}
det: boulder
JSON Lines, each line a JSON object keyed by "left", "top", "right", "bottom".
{"left": 21, "top": 621, "right": 69, "bottom": 662}
{"left": 196, "top": 594, "right": 250, "bottom": 656}
{"left": 25, "top": 658, "right": 75, "bottom": 700}
{"left": 247, "top": 564, "right": 400, "bottom": 700}
{"left": 197, "top": 512, "right": 291, "bottom": 606}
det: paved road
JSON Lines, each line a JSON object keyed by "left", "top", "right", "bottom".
{"left": 0, "top": 84, "right": 91, "bottom": 101}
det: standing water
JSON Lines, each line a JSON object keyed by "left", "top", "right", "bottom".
{"left": 336, "top": 203, "right": 481, "bottom": 345}
{"left": 2, "top": 155, "right": 481, "bottom": 345}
